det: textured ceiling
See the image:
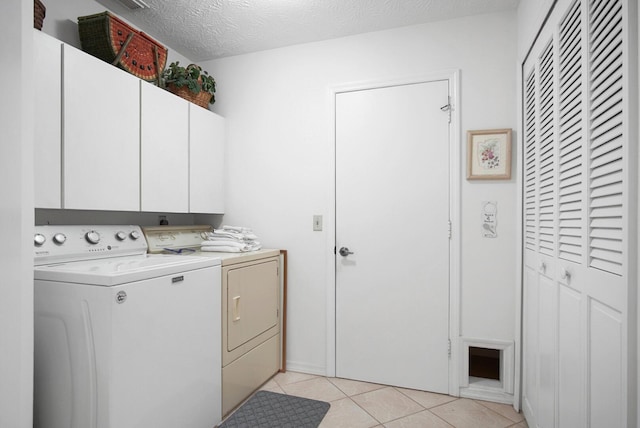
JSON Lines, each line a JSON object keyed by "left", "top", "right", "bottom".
{"left": 96, "top": 0, "right": 519, "bottom": 61}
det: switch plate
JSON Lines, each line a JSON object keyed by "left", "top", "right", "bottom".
{"left": 313, "top": 215, "right": 323, "bottom": 231}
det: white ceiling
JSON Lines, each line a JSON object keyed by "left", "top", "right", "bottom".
{"left": 96, "top": 0, "right": 520, "bottom": 61}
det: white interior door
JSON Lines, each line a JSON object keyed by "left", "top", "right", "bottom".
{"left": 335, "top": 80, "right": 450, "bottom": 393}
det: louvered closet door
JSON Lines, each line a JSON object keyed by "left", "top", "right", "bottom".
{"left": 521, "top": 0, "right": 634, "bottom": 427}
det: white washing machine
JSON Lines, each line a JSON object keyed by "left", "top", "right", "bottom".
{"left": 33, "top": 225, "right": 222, "bottom": 428}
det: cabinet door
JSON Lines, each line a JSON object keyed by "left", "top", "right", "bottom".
{"left": 63, "top": 44, "right": 140, "bottom": 211}
{"left": 140, "top": 83, "right": 189, "bottom": 212}
{"left": 34, "top": 30, "right": 62, "bottom": 208}
{"left": 189, "top": 105, "right": 224, "bottom": 213}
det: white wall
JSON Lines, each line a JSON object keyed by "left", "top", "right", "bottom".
{"left": 204, "top": 10, "right": 518, "bottom": 374}
{"left": 517, "top": 0, "right": 556, "bottom": 61}
{"left": 636, "top": 0, "right": 640, "bottom": 424}
{"left": 0, "top": 0, "right": 34, "bottom": 427}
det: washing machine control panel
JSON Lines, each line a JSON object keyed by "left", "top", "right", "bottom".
{"left": 34, "top": 225, "right": 148, "bottom": 265}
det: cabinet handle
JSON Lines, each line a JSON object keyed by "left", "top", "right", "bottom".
{"left": 232, "top": 295, "right": 241, "bottom": 321}
{"left": 560, "top": 267, "right": 571, "bottom": 281}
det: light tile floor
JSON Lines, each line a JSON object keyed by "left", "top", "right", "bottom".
{"left": 253, "top": 371, "right": 528, "bottom": 428}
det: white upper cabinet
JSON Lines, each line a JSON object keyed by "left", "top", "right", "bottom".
{"left": 189, "top": 105, "right": 225, "bottom": 214}
{"left": 62, "top": 44, "right": 140, "bottom": 211}
{"left": 33, "top": 35, "right": 224, "bottom": 214}
{"left": 34, "top": 30, "right": 62, "bottom": 209}
{"left": 140, "top": 82, "right": 189, "bottom": 213}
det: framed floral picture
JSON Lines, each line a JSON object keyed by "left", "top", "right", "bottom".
{"left": 467, "top": 128, "right": 512, "bottom": 180}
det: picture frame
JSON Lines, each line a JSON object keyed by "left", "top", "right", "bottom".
{"left": 467, "top": 128, "right": 512, "bottom": 180}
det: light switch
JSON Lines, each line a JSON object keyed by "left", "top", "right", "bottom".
{"left": 313, "top": 215, "right": 323, "bottom": 231}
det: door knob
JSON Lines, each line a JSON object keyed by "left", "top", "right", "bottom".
{"left": 339, "top": 247, "right": 354, "bottom": 257}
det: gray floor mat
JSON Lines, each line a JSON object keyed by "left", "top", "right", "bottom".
{"left": 219, "top": 391, "right": 330, "bottom": 428}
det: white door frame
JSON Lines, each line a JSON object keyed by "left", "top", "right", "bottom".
{"left": 325, "top": 69, "right": 462, "bottom": 396}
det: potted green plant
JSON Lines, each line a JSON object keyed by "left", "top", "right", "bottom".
{"left": 162, "top": 61, "right": 216, "bottom": 108}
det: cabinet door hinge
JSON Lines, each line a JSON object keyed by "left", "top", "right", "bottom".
{"left": 448, "top": 339, "right": 452, "bottom": 358}
{"left": 448, "top": 220, "right": 452, "bottom": 239}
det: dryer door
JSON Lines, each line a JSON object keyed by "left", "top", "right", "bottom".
{"left": 226, "top": 259, "right": 279, "bottom": 352}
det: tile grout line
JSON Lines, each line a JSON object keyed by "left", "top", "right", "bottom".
{"left": 474, "top": 399, "right": 525, "bottom": 424}
{"left": 390, "top": 387, "right": 459, "bottom": 428}
{"left": 271, "top": 373, "right": 526, "bottom": 427}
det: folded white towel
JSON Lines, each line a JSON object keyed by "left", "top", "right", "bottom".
{"left": 201, "top": 240, "right": 262, "bottom": 252}
{"left": 202, "top": 240, "right": 247, "bottom": 248}
{"left": 203, "top": 236, "right": 242, "bottom": 244}
{"left": 222, "top": 225, "right": 253, "bottom": 234}
{"left": 205, "top": 229, "right": 259, "bottom": 242}
{"left": 200, "top": 246, "right": 242, "bottom": 253}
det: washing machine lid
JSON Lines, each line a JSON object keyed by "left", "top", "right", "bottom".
{"left": 34, "top": 253, "right": 220, "bottom": 286}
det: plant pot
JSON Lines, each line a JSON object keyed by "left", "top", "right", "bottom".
{"left": 167, "top": 83, "right": 211, "bottom": 109}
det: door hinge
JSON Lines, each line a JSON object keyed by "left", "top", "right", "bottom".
{"left": 448, "top": 339, "right": 451, "bottom": 358}
{"left": 448, "top": 220, "right": 452, "bottom": 239}
{"left": 440, "top": 96, "right": 452, "bottom": 123}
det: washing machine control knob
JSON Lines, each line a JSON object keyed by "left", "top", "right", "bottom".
{"left": 34, "top": 233, "right": 46, "bottom": 246}
{"left": 85, "top": 230, "right": 101, "bottom": 244}
{"left": 53, "top": 233, "right": 66, "bottom": 244}
{"left": 130, "top": 230, "right": 141, "bottom": 240}
{"left": 115, "top": 231, "right": 127, "bottom": 241}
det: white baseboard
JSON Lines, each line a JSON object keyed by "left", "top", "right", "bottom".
{"left": 284, "top": 361, "right": 327, "bottom": 377}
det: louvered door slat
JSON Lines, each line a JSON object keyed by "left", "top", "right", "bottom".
{"left": 538, "top": 40, "right": 556, "bottom": 257}
{"left": 560, "top": 191, "right": 582, "bottom": 204}
{"left": 589, "top": 1, "right": 622, "bottom": 48}
{"left": 590, "top": 56, "right": 622, "bottom": 98}
{"left": 560, "top": 136, "right": 582, "bottom": 156}
{"left": 560, "top": 154, "right": 582, "bottom": 173}
{"left": 558, "top": 0, "right": 584, "bottom": 264}
{"left": 524, "top": 69, "right": 537, "bottom": 252}
{"left": 588, "top": 0, "right": 624, "bottom": 276}
{"left": 591, "top": 228, "right": 623, "bottom": 240}
{"left": 591, "top": 85, "right": 622, "bottom": 122}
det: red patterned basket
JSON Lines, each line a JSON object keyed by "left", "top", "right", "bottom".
{"left": 34, "top": 0, "right": 46, "bottom": 30}
{"left": 77, "top": 11, "right": 167, "bottom": 82}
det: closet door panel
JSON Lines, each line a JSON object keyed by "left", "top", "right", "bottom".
{"left": 522, "top": 265, "right": 539, "bottom": 419}
{"left": 557, "top": 285, "right": 582, "bottom": 427}
{"left": 537, "top": 275, "right": 556, "bottom": 428}
{"left": 588, "top": 299, "right": 623, "bottom": 427}
{"left": 521, "top": 0, "right": 633, "bottom": 426}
